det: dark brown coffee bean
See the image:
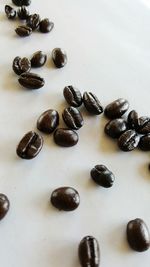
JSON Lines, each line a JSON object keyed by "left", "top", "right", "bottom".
{"left": 83, "top": 92, "right": 103, "bottom": 115}
{"left": 15, "top": 25, "right": 32, "bottom": 37}
{"left": 26, "top": 14, "right": 40, "bottom": 30}
{"left": 52, "top": 48, "right": 67, "bottom": 68}
{"left": 127, "top": 218, "right": 150, "bottom": 252}
{"left": 12, "top": 0, "right": 31, "bottom": 6}
{"left": 12, "top": 57, "right": 31, "bottom": 75}
{"left": 54, "top": 128, "right": 78, "bottom": 147}
{"left": 139, "top": 134, "right": 150, "bottom": 151}
{"left": 105, "top": 118, "right": 127, "bottom": 138}
{"left": 17, "top": 6, "right": 29, "bottom": 20}
{"left": 79, "top": 236, "right": 100, "bottom": 267}
{"left": 62, "top": 107, "right": 84, "bottom": 130}
{"left": 137, "top": 116, "right": 150, "bottom": 134}
{"left": 63, "top": 86, "right": 82, "bottom": 107}
{"left": 127, "top": 110, "right": 139, "bottom": 130}
{"left": 37, "top": 109, "right": 59, "bottom": 134}
{"left": 31, "top": 51, "right": 47, "bottom": 68}
{"left": 16, "top": 131, "right": 43, "bottom": 159}
{"left": 18, "top": 72, "right": 45, "bottom": 89}
{"left": 104, "top": 98, "right": 129, "bottom": 119}
{"left": 0, "top": 194, "right": 10, "bottom": 221}
{"left": 39, "top": 19, "right": 54, "bottom": 33}
{"left": 118, "top": 130, "right": 140, "bottom": 151}
{"left": 5, "top": 5, "right": 16, "bottom": 19}
{"left": 91, "top": 165, "right": 115, "bottom": 188}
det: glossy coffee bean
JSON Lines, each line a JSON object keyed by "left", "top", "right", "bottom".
{"left": 39, "top": 19, "right": 54, "bottom": 33}
{"left": 5, "top": 5, "right": 16, "bottom": 19}
{"left": 54, "top": 128, "right": 78, "bottom": 147}
{"left": 139, "top": 134, "right": 150, "bottom": 151}
{"left": 17, "top": 6, "right": 29, "bottom": 20}
{"left": 0, "top": 194, "right": 10, "bottom": 221}
{"left": 63, "top": 86, "right": 82, "bottom": 107}
{"left": 127, "top": 218, "right": 150, "bottom": 252}
{"left": 51, "top": 187, "right": 80, "bottom": 211}
{"left": 91, "top": 165, "right": 115, "bottom": 188}
{"left": 12, "top": 57, "right": 31, "bottom": 75}
{"left": 118, "top": 130, "right": 140, "bottom": 151}
{"left": 18, "top": 72, "right": 45, "bottom": 89}
{"left": 37, "top": 109, "right": 59, "bottom": 134}
{"left": 79, "top": 236, "right": 100, "bottom": 267}
{"left": 12, "top": 0, "right": 31, "bottom": 6}
{"left": 15, "top": 25, "right": 32, "bottom": 37}
{"left": 83, "top": 92, "right": 103, "bottom": 115}
{"left": 16, "top": 131, "right": 43, "bottom": 159}
{"left": 127, "top": 110, "right": 139, "bottom": 130}
{"left": 137, "top": 116, "right": 150, "bottom": 134}
{"left": 62, "top": 107, "right": 84, "bottom": 130}
{"left": 31, "top": 51, "right": 47, "bottom": 68}
{"left": 104, "top": 98, "right": 129, "bottom": 119}
{"left": 26, "top": 14, "right": 40, "bottom": 30}
{"left": 52, "top": 48, "right": 67, "bottom": 68}
{"left": 105, "top": 118, "right": 127, "bottom": 138}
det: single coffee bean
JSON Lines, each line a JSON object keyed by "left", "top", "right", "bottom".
{"left": 37, "top": 109, "right": 59, "bottom": 134}
{"left": 15, "top": 25, "right": 32, "bottom": 37}
{"left": 137, "top": 116, "right": 150, "bottom": 134}
{"left": 62, "top": 107, "right": 84, "bottom": 130}
{"left": 79, "top": 236, "right": 100, "bottom": 267}
{"left": 52, "top": 48, "right": 67, "bottom": 68}
{"left": 18, "top": 72, "right": 45, "bottom": 89}
{"left": 12, "top": 57, "right": 31, "bottom": 75}
{"left": 51, "top": 187, "right": 80, "bottom": 211}
{"left": 54, "top": 128, "right": 78, "bottom": 147}
{"left": 83, "top": 92, "right": 103, "bottom": 115}
{"left": 12, "top": 0, "right": 31, "bottom": 6}
{"left": 31, "top": 51, "right": 47, "bottom": 68}
{"left": 104, "top": 98, "right": 129, "bottom": 119}
{"left": 127, "top": 218, "right": 150, "bottom": 252}
{"left": 91, "top": 165, "right": 115, "bottom": 188}
{"left": 16, "top": 131, "right": 43, "bottom": 159}
{"left": 5, "top": 5, "right": 16, "bottom": 19}
{"left": 105, "top": 118, "right": 128, "bottom": 138}
{"left": 0, "top": 194, "right": 10, "bottom": 221}
{"left": 26, "top": 14, "right": 40, "bottom": 30}
{"left": 127, "top": 110, "right": 139, "bottom": 130}
{"left": 139, "top": 134, "right": 150, "bottom": 151}
{"left": 63, "top": 86, "right": 82, "bottom": 107}
{"left": 118, "top": 130, "right": 140, "bottom": 151}
{"left": 39, "top": 19, "right": 54, "bottom": 33}
{"left": 17, "top": 6, "right": 29, "bottom": 20}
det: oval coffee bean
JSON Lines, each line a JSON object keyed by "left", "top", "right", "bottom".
{"left": 18, "top": 72, "right": 45, "bottom": 89}
{"left": 118, "top": 130, "right": 140, "bottom": 151}
{"left": 63, "top": 86, "right": 82, "bottom": 107}
{"left": 37, "top": 109, "right": 59, "bottom": 134}
{"left": 16, "top": 131, "right": 43, "bottom": 159}
{"left": 137, "top": 116, "right": 150, "bottom": 134}
{"left": 17, "top": 6, "right": 29, "bottom": 20}
{"left": 12, "top": 57, "right": 31, "bottom": 75}
{"left": 15, "top": 25, "right": 32, "bottom": 37}
{"left": 91, "top": 165, "right": 115, "bottom": 188}
{"left": 0, "top": 194, "right": 10, "bottom": 221}
{"left": 39, "top": 19, "right": 54, "bottom": 33}
{"left": 51, "top": 187, "right": 80, "bottom": 211}
{"left": 26, "top": 14, "right": 40, "bottom": 30}
{"left": 127, "top": 110, "right": 139, "bottom": 130}
{"left": 79, "top": 236, "right": 100, "bottom": 267}
{"left": 105, "top": 118, "right": 127, "bottom": 138}
{"left": 127, "top": 218, "right": 150, "bottom": 252}
{"left": 139, "top": 134, "right": 150, "bottom": 151}
{"left": 5, "top": 5, "right": 16, "bottom": 19}
{"left": 62, "top": 107, "right": 84, "bottom": 130}
{"left": 54, "top": 128, "right": 78, "bottom": 147}
{"left": 31, "top": 51, "right": 47, "bottom": 68}
{"left": 52, "top": 48, "right": 67, "bottom": 68}
{"left": 104, "top": 98, "right": 129, "bottom": 119}
{"left": 12, "top": 0, "right": 31, "bottom": 6}
{"left": 83, "top": 92, "right": 103, "bottom": 115}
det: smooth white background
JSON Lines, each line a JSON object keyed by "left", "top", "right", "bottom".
{"left": 0, "top": 0, "right": 150, "bottom": 266}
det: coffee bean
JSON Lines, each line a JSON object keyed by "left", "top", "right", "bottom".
{"left": 26, "top": 14, "right": 40, "bottom": 30}
{"left": 83, "top": 92, "right": 103, "bottom": 115}
{"left": 91, "top": 165, "right": 115, "bottom": 188}
{"left": 105, "top": 118, "right": 128, "bottom": 138}
{"left": 52, "top": 48, "right": 67, "bottom": 68}
{"left": 62, "top": 107, "right": 84, "bottom": 130}
{"left": 139, "top": 134, "right": 150, "bottom": 151}
{"left": 16, "top": 131, "right": 43, "bottom": 159}
{"left": 37, "top": 109, "right": 59, "bottom": 134}
{"left": 127, "top": 110, "right": 139, "bottom": 130}
{"left": 51, "top": 187, "right": 80, "bottom": 211}
{"left": 54, "top": 128, "right": 78, "bottom": 147}
{"left": 31, "top": 51, "right": 47, "bottom": 68}
{"left": 12, "top": 0, "right": 31, "bottom": 6}
{"left": 5, "top": 5, "right": 16, "bottom": 19}
{"left": 79, "top": 236, "right": 100, "bottom": 267}
{"left": 39, "top": 19, "right": 54, "bottom": 33}
{"left": 18, "top": 72, "right": 45, "bottom": 89}
{"left": 17, "top": 6, "right": 29, "bottom": 20}
{"left": 12, "top": 57, "right": 31, "bottom": 75}
{"left": 118, "top": 130, "right": 140, "bottom": 151}
{"left": 0, "top": 194, "right": 10, "bottom": 221}
{"left": 137, "top": 116, "right": 150, "bottom": 134}
{"left": 104, "top": 98, "right": 129, "bottom": 119}
{"left": 63, "top": 86, "right": 82, "bottom": 107}
{"left": 15, "top": 25, "right": 32, "bottom": 37}
{"left": 127, "top": 218, "right": 150, "bottom": 252}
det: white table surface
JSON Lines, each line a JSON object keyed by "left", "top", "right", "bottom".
{"left": 0, "top": 0, "right": 150, "bottom": 266}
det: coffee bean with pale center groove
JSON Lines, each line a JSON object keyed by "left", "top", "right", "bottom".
{"left": 15, "top": 25, "right": 32, "bottom": 37}
{"left": 54, "top": 128, "right": 78, "bottom": 147}
{"left": 62, "top": 107, "right": 84, "bottom": 130}
{"left": 18, "top": 72, "right": 45, "bottom": 89}
{"left": 104, "top": 98, "right": 129, "bottom": 119}
{"left": 37, "top": 109, "right": 59, "bottom": 134}
{"left": 26, "top": 14, "right": 40, "bottom": 30}
{"left": 79, "top": 236, "right": 100, "bottom": 267}
{"left": 118, "top": 130, "right": 140, "bottom": 151}
{"left": 63, "top": 86, "right": 82, "bottom": 107}
{"left": 83, "top": 92, "right": 103, "bottom": 115}
{"left": 137, "top": 116, "right": 150, "bottom": 134}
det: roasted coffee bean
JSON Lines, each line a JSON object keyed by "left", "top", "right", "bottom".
{"left": 127, "top": 110, "right": 139, "bottom": 130}
{"left": 12, "top": 0, "right": 31, "bottom": 6}
{"left": 79, "top": 236, "right": 100, "bottom": 267}
{"left": 16, "top": 131, "right": 43, "bottom": 159}
{"left": 137, "top": 116, "right": 150, "bottom": 134}
{"left": 54, "top": 128, "right": 78, "bottom": 147}
{"left": 15, "top": 25, "right": 32, "bottom": 37}
{"left": 63, "top": 86, "right": 82, "bottom": 107}
{"left": 52, "top": 48, "right": 67, "bottom": 68}
{"left": 127, "top": 218, "right": 150, "bottom": 252}
{"left": 0, "top": 194, "right": 10, "bottom": 221}
{"left": 83, "top": 92, "right": 103, "bottom": 115}
{"left": 105, "top": 118, "right": 127, "bottom": 138}
{"left": 37, "top": 109, "right": 59, "bottom": 134}
{"left": 39, "top": 19, "right": 54, "bottom": 33}
{"left": 62, "top": 107, "right": 84, "bottom": 130}
{"left": 51, "top": 187, "right": 80, "bottom": 211}
{"left": 18, "top": 72, "right": 45, "bottom": 89}
{"left": 91, "top": 165, "right": 115, "bottom": 188}
{"left": 104, "top": 98, "right": 129, "bottom": 119}
{"left": 5, "top": 5, "right": 16, "bottom": 19}
{"left": 118, "top": 130, "right": 140, "bottom": 151}
{"left": 17, "top": 6, "right": 29, "bottom": 20}
{"left": 12, "top": 57, "right": 31, "bottom": 75}
{"left": 139, "top": 134, "right": 150, "bottom": 151}
{"left": 26, "top": 14, "right": 40, "bottom": 30}
{"left": 31, "top": 51, "right": 47, "bottom": 68}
